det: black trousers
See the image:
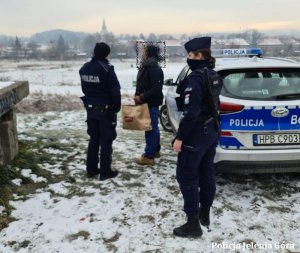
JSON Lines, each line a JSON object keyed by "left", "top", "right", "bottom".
{"left": 176, "top": 123, "right": 219, "bottom": 218}
{"left": 86, "top": 112, "right": 116, "bottom": 175}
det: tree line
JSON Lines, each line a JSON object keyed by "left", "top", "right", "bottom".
{"left": 1, "top": 29, "right": 300, "bottom": 61}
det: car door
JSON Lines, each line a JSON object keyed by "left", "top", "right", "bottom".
{"left": 165, "top": 65, "right": 190, "bottom": 131}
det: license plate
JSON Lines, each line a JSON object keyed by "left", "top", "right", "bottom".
{"left": 253, "top": 133, "right": 300, "bottom": 146}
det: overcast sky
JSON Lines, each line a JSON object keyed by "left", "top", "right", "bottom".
{"left": 1, "top": 0, "right": 300, "bottom": 36}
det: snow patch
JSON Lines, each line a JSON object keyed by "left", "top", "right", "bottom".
{"left": 21, "top": 169, "right": 47, "bottom": 183}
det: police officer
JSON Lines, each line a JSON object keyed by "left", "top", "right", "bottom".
{"left": 79, "top": 42, "right": 121, "bottom": 180}
{"left": 134, "top": 44, "right": 164, "bottom": 165}
{"left": 172, "top": 37, "right": 222, "bottom": 237}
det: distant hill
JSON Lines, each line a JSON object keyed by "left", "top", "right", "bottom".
{"left": 0, "top": 35, "right": 15, "bottom": 46}
{"left": 30, "top": 29, "right": 90, "bottom": 44}
{"left": 263, "top": 29, "right": 300, "bottom": 37}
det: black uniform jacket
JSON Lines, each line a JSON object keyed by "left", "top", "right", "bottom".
{"left": 176, "top": 61, "right": 219, "bottom": 151}
{"left": 79, "top": 57, "right": 121, "bottom": 113}
{"left": 135, "top": 58, "right": 164, "bottom": 107}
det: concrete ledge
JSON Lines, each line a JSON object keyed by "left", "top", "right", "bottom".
{"left": 0, "top": 110, "right": 18, "bottom": 165}
{"left": 0, "top": 81, "right": 29, "bottom": 117}
{"left": 0, "top": 81, "right": 29, "bottom": 165}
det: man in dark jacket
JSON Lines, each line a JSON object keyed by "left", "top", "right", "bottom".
{"left": 79, "top": 42, "right": 121, "bottom": 180}
{"left": 134, "top": 44, "right": 164, "bottom": 165}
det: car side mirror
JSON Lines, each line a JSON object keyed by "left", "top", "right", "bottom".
{"left": 164, "top": 78, "right": 174, "bottom": 86}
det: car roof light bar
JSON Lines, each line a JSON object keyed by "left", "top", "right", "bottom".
{"left": 211, "top": 48, "right": 263, "bottom": 57}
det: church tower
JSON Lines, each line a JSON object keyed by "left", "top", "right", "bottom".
{"left": 100, "top": 19, "right": 108, "bottom": 36}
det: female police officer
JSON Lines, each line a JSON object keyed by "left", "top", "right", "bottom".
{"left": 172, "top": 37, "right": 222, "bottom": 237}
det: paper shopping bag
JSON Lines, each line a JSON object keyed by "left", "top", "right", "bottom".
{"left": 122, "top": 104, "right": 152, "bottom": 131}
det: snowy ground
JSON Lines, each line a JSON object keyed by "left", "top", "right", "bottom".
{"left": 0, "top": 59, "right": 185, "bottom": 95}
{"left": 0, "top": 60, "right": 299, "bottom": 252}
{"left": 0, "top": 111, "right": 299, "bottom": 253}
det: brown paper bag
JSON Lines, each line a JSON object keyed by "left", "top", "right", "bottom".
{"left": 122, "top": 104, "right": 152, "bottom": 131}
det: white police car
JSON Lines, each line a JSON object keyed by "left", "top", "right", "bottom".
{"left": 160, "top": 49, "right": 300, "bottom": 173}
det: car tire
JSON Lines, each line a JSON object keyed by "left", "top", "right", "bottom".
{"left": 159, "top": 104, "right": 173, "bottom": 132}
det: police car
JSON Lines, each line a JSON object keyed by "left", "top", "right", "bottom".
{"left": 160, "top": 49, "right": 300, "bottom": 173}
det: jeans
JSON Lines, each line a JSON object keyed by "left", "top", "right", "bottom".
{"left": 144, "top": 106, "right": 160, "bottom": 158}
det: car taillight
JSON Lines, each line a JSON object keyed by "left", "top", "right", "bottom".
{"left": 221, "top": 131, "right": 233, "bottom": 137}
{"left": 219, "top": 102, "right": 244, "bottom": 114}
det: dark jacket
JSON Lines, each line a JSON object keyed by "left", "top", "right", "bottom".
{"left": 135, "top": 58, "right": 164, "bottom": 107}
{"left": 176, "top": 61, "right": 220, "bottom": 148}
{"left": 79, "top": 57, "right": 121, "bottom": 113}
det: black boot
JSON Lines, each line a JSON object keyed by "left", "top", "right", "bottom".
{"left": 100, "top": 170, "right": 118, "bottom": 181}
{"left": 199, "top": 206, "right": 210, "bottom": 227}
{"left": 87, "top": 169, "right": 101, "bottom": 178}
{"left": 173, "top": 216, "right": 203, "bottom": 238}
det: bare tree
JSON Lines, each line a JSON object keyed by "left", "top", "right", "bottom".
{"left": 56, "top": 35, "right": 68, "bottom": 60}
{"left": 13, "top": 36, "right": 22, "bottom": 61}
{"left": 148, "top": 33, "right": 158, "bottom": 41}
{"left": 27, "top": 41, "right": 39, "bottom": 58}
{"left": 82, "top": 34, "right": 98, "bottom": 57}
{"left": 250, "top": 29, "right": 263, "bottom": 48}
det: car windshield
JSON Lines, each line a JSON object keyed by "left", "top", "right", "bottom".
{"left": 220, "top": 68, "right": 300, "bottom": 100}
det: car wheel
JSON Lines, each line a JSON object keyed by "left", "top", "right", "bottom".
{"left": 159, "top": 104, "right": 173, "bottom": 132}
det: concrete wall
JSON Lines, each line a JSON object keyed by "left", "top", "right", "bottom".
{"left": 0, "top": 81, "right": 29, "bottom": 166}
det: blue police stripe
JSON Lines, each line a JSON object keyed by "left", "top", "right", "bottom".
{"left": 221, "top": 106, "right": 300, "bottom": 131}
{"left": 219, "top": 136, "right": 244, "bottom": 149}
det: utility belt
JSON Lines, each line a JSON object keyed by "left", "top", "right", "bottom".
{"left": 86, "top": 104, "right": 113, "bottom": 113}
{"left": 198, "top": 115, "right": 213, "bottom": 124}
{"left": 197, "top": 115, "right": 218, "bottom": 134}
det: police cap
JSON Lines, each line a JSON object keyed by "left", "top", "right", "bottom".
{"left": 184, "top": 37, "right": 211, "bottom": 52}
{"left": 94, "top": 42, "right": 110, "bottom": 59}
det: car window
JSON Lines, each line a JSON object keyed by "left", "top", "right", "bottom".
{"left": 175, "top": 66, "right": 190, "bottom": 86}
{"left": 220, "top": 68, "right": 300, "bottom": 100}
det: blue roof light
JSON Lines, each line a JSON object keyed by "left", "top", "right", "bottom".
{"left": 247, "top": 48, "right": 263, "bottom": 56}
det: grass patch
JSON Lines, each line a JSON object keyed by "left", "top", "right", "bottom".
{"left": 16, "top": 92, "right": 83, "bottom": 113}
{"left": 119, "top": 171, "right": 138, "bottom": 181}
{"left": 67, "top": 231, "right": 90, "bottom": 241}
{"left": 248, "top": 224, "right": 264, "bottom": 230}
{"left": 213, "top": 207, "right": 224, "bottom": 218}
{"left": 0, "top": 139, "right": 77, "bottom": 231}
{"left": 139, "top": 215, "right": 155, "bottom": 224}
{"left": 18, "top": 240, "right": 31, "bottom": 249}
{"left": 49, "top": 185, "right": 94, "bottom": 199}
{"left": 105, "top": 243, "right": 118, "bottom": 253}
{"left": 124, "top": 182, "right": 145, "bottom": 188}
{"left": 266, "top": 206, "right": 291, "bottom": 213}
{"left": 160, "top": 210, "right": 169, "bottom": 219}
{"left": 166, "top": 184, "right": 180, "bottom": 196}
{"left": 103, "top": 232, "right": 121, "bottom": 243}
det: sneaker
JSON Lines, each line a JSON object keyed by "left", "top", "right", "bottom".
{"left": 99, "top": 170, "right": 118, "bottom": 181}
{"left": 135, "top": 155, "right": 155, "bottom": 165}
{"left": 87, "top": 169, "right": 100, "bottom": 178}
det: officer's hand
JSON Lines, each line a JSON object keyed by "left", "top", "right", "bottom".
{"left": 134, "top": 96, "right": 143, "bottom": 105}
{"left": 173, "top": 139, "right": 182, "bottom": 153}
